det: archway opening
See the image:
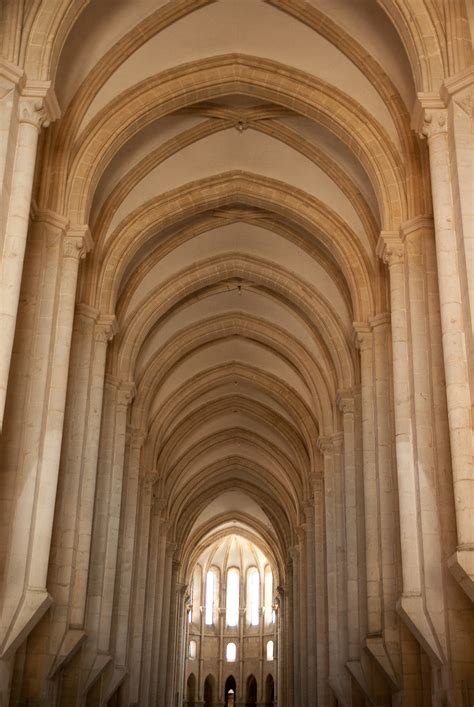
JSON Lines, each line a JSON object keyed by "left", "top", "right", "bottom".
{"left": 186, "top": 673, "right": 197, "bottom": 707}
{"left": 204, "top": 674, "right": 216, "bottom": 707}
{"left": 184, "top": 531, "right": 280, "bottom": 706}
{"left": 265, "top": 674, "right": 275, "bottom": 707}
{"left": 225, "top": 675, "right": 237, "bottom": 706}
{"left": 246, "top": 674, "right": 257, "bottom": 705}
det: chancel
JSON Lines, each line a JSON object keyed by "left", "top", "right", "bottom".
{"left": 0, "top": 1, "right": 473, "bottom": 706}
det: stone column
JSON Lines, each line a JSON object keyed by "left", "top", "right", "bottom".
{"left": 310, "top": 470, "right": 328, "bottom": 707}
{"left": 289, "top": 546, "right": 301, "bottom": 707}
{"left": 377, "top": 233, "right": 442, "bottom": 664}
{"left": 0, "top": 60, "right": 24, "bottom": 234}
{"left": 336, "top": 391, "right": 360, "bottom": 663}
{"left": 0, "top": 82, "right": 60, "bottom": 429}
{"left": 167, "top": 581, "right": 187, "bottom": 707}
{"left": 113, "top": 429, "right": 146, "bottom": 668}
{"left": 284, "top": 557, "right": 294, "bottom": 706}
{"left": 414, "top": 99, "right": 474, "bottom": 599}
{"left": 0, "top": 215, "right": 91, "bottom": 665}
{"left": 352, "top": 324, "right": 383, "bottom": 639}
{"left": 156, "top": 548, "right": 178, "bottom": 706}
{"left": 441, "top": 70, "right": 474, "bottom": 338}
{"left": 127, "top": 471, "right": 156, "bottom": 704}
{"left": 69, "top": 314, "right": 118, "bottom": 629}
{"left": 82, "top": 377, "right": 135, "bottom": 693}
{"left": 303, "top": 502, "right": 317, "bottom": 707}
{"left": 30, "top": 225, "right": 92, "bottom": 590}
{"left": 297, "top": 536, "right": 308, "bottom": 707}
{"left": 141, "top": 506, "right": 168, "bottom": 702}
{"left": 98, "top": 381, "right": 136, "bottom": 654}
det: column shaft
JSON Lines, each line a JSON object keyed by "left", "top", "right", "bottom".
{"left": 0, "top": 88, "right": 59, "bottom": 428}
{"left": 0, "top": 216, "right": 89, "bottom": 662}
{"left": 414, "top": 101, "right": 474, "bottom": 597}
{"left": 353, "top": 326, "right": 383, "bottom": 635}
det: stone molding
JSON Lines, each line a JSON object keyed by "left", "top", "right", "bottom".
{"left": 18, "top": 80, "right": 60, "bottom": 128}
{"left": 441, "top": 66, "right": 474, "bottom": 99}
{"left": 63, "top": 224, "right": 93, "bottom": 260}
{"left": 352, "top": 322, "right": 372, "bottom": 351}
{"left": 376, "top": 231, "right": 404, "bottom": 267}
{"left": 412, "top": 94, "right": 447, "bottom": 139}
{"left": 336, "top": 390, "right": 354, "bottom": 415}
{"left": 399, "top": 215, "right": 434, "bottom": 242}
{"left": 0, "top": 58, "right": 25, "bottom": 94}
{"left": 95, "top": 315, "right": 118, "bottom": 343}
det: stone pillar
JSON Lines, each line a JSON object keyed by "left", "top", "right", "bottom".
{"left": 289, "top": 546, "right": 301, "bottom": 707}
{"left": 69, "top": 314, "right": 117, "bottom": 629}
{"left": 167, "top": 581, "right": 187, "bottom": 707}
{"left": 82, "top": 377, "right": 135, "bottom": 694}
{"left": 0, "top": 82, "right": 60, "bottom": 429}
{"left": 0, "top": 60, "right": 24, "bottom": 235}
{"left": 336, "top": 391, "right": 360, "bottom": 663}
{"left": 352, "top": 324, "right": 383, "bottom": 639}
{"left": 414, "top": 99, "right": 474, "bottom": 599}
{"left": 303, "top": 502, "right": 317, "bottom": 707}
{"left": 377, "top": 233, "right": 443, "bottom": 665}
{"left": 156, "top": 547, "right": 178, "bottom": 706}
{"left": 310, "top": 469, "right": 328, "bottom": 707}
{"left": 141, "top": 506, "right": 168, "bottom": 702}
{"left": 0, "top": 214, "right": 91, "bottom": 668}
{"left": 319, "top": 435, "right": 348, "bottom": 703}
{"left": 441, "top": 70, "right": 474, "bottom": 338}
{"left": 127, "top": 471, "right": 156, "bottom": 704}
{"left": 113, "top": 428, "right": 146, "bottom": 668}
{"left": 297, "top": 536, "right": 308, "bottom": 707}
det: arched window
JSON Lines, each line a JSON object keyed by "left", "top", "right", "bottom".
{"left": 266, "top": 640, "right": 274, "bottom": 661}
{"left": 226, "top": 568, "right": 240, "bottom": 627}
{"left": 264, "top": 566, "right": 273, "bottom": 625}
{"left": 226, "top": 642, "right": 237, "bottom": 662}
{"left": 205, "top": 569, "right": 217, "bottom": 625}
{"left": 247, "top": 568, "right": 260, "bottom": 626}
{"left": 188, "top": 640, "right": 197, "bottom": 659}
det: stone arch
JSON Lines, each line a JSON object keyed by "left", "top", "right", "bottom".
{"left": 47, "top": 56, "right": 408, "bottom": 228}
{"left": 93, "top": 173, "right": 375, "bottom": 321}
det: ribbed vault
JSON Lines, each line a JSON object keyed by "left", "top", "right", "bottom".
{"left": 1, "top": 1, "right": 472, "bottom": 705}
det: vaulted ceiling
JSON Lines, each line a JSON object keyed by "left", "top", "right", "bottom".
{"left": 22, "top": 0, "right": 460, "bottom": 571}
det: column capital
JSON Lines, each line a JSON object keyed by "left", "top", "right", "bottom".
{"left": 376, "top": 231, "right": 404, "bottom": 267}
{"left": 63, "top": 224, "right": 93, "bottom": 260}
{"left": 412, "top": 94, "right": 447, "bottom": 139}
{"left": 116, "top": 381, "right": 136, "bottom": 408}
{"left": 336, "top": 389, "right": 354, "bottom": 414}
{"left": 317, "top": 435, "right": 333, "bottom": 455}
{"left": 140, "top": 468, "right": 158, "bottom": 488}
{"left": 129, "top": 427, "right": 146, "bottom": 449}
{"left": 331, "top": 431, "right": 344, "bottom": 449}
{"left": 352, "top": 322, "right": 372, "bottom": 351}
{"left": 309, "top": 471, "right": 323, "bottom": 490}
{"left": 94, "top": 315, "right": 118, "bottom": 343}
{"left": 19, "top": 81, "right": 60, "bottom": 128}
{"left": 303, "top": 500, "right": 315, "bottom": 524}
